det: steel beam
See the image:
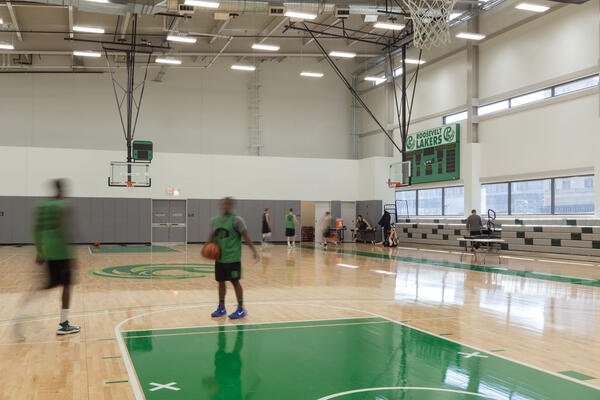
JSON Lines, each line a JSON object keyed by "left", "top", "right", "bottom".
{"left": 7, "top": 2, "right": 22, "bottom": 41}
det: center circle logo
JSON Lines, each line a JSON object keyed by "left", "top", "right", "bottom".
{"left": 88, "top": 263, "right": 214, "bottom": 279}
{"left": 406, "top": 136, "right": 415, "bottom": 150}
{"left": 443, "top": 126, "right": 455, "bottom": 142}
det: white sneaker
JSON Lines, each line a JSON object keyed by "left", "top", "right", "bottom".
{"left": 292, "top": 243, "right": 296, "bottom": 248}
{"left": 287, "top": 244, "right": 291, "bottom": 249}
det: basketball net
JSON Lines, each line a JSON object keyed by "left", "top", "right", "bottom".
{"left": 404, "top": 0, "right": 457, "bottom": 50}
{"left": 126, "top": 181, "right": 136, "bottom": 193}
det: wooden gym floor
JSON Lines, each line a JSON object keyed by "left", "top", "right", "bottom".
{"left": 0, "top": 242, "right": 598, "bottom": 399}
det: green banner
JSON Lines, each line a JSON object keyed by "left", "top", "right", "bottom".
{"left": 406, "top": 124, "right": 458, "bottom": 151}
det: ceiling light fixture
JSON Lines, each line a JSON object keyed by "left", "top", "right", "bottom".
{"left": 73, "top": 26, "right": 105, "bottom": 34}
{"left": 155, "top": 57, "right": 182, "bottom": 65}
{"left": 373, "top": 22, "right": 405, "bottom": 31}
{"left": 365, "top": 76, "right": 386, "bottom": 84}
{"left": 166, "top": 35, "right": 197, "bottom": 43}
{"left": 73, "top": 50, "right": 102, "bottom": 57}
{"left": 329, "top": 51, "right": 356, "bottom": 58}
{"left": 231, "top": 64, "right": 256, "bottom": 71}
{"left": 284, "top": 11, "right": 317, "bottom": 20}
{"left": 404, "top": 58, "right": 425, "bottom": 64}
{"left": 515, "top": 3, "right": 549, "bottom": 12}
{"left": 251, "top": 43, "right": 280, "bottom": 51}
{"left": 184, "top": 0, "right": 220, "bottom": 8}
{"left": 300, "top": 71, "right": 324, "bottom": 78}
{"left": 456, "top": 32, "right": 486, "bottom": 40}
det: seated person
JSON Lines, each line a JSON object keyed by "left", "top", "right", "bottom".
{"left": 354, "top": 215, "right": 373, "bottom": 242}
{"left": 376, "top": 224, "right": 399, "bottom": 247}
{"left": 386, "top": 224, "right": 398, "bottom": 247}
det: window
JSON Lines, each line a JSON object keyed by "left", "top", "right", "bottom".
{"left": 443, "top": 110, "right": 468, "bottom": 124}
{"left": 477, "top": 100, "right": 509, "bottom": 116}
{"left": 511, "top": 179, "right": 551, "bottom": 214}
{"left": 444, "top": 186, "right": 464, "bottom": 215}
{"left": 395, "top": 190, "right": 416, "bottom": 218}
{"left": 481, "top": 183, "right": 509, "bottom": 214}
{"left": 510, "top": 89, "right": 552, "bottom": 108}
{"left": 471, "top": 74, "right": 599, "bottom": 120}
{"left": 418, "top": 188, "right": 443, "bottom": 215}
{"left": 554, "top": 176, "right": 594, "bottom": 214}
{"left": 554, "top": 75, "right": 599, "bottom": 97}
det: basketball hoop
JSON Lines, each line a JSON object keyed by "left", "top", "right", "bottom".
{"left": 388, "top": 181, "right": 410, "bottom": 189}
{"left": 126, "top": 181, "right": 136, "bottom": 191}
{"left": 404, "top": 0, "right": 457, "bottom": 49}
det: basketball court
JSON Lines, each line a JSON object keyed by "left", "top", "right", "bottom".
{"left": 1, "top": 0, "right": 599, "bottom": 398}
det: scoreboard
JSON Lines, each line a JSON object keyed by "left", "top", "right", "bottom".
{"left": 404, "top": 124, "right": 460, "bottom": 184}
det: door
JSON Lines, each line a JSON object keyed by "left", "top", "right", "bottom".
{"left": 152, "top": 199, "right": 187, "bottom": 243}
{"left": 168, "top": 200, "right": 187, "bottom": 243}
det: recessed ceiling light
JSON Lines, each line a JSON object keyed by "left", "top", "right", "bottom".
{"left": 515, "top": 3, "right": 549, "bottom": 12}
{"left": 231, "top": 64, "right": 256, "bottom": 71}
{"left": 0, "top": 43, "right": 15, "bottom": 50}
{"left": 73, "top": 50, "right": 101, "bottom": 57}
{"left": 364, "top": 15, "right": 378, "bottom": 22}
{"left": 404, "top": 58, "right": 425, "bottom": 64}
{"left": 329, "top": 51, "right": 356, "bottom": 58}
{"left": 373, "top": 22, "right": 405, "bottom": 31}
{"left": 300, "top": 71, "right": 324, "bottom": 78}
{"left": 0, "top": 18, "right": 3, "bottom": 24}
{"left": 184, "top": 0, "right": 220, "bottom": 8}
{"left": 155, "top": 57, "right": 182, "bottom": 65}
{"left": 251, "top": 43, "right": 280, "bottom": 51}
{"left": 73, "top": 26, "right": 105, "bottom": 34}
{"left": 166, "top": 35, "right": 197, "bottom": 43}
{"left": 84, "top": 0, "right": 110, "bottom": 3}
{"left": 456, "top": 32, "right": 485, "bottom": 40}
{"left": 284, "top": 11, "right": 317, "bottom": 20}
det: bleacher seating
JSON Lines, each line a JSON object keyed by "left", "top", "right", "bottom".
{"left": 395, "top": 217, "right": 600, "bottom": 259}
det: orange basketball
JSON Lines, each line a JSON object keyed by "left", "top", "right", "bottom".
{"left": 202, "top": 243, "right": 221, "bottom": 260}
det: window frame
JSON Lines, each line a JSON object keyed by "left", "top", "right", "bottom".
{"left": 396, "top": 186, "right": 464, "bottom": 217}
{"left": 480, "top": 174, "right": 594, "bottom": 216}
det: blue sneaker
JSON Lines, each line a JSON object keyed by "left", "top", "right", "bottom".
{"left": 228, "top": 307, "right": 247, "bottom": 319}
{"left": 211, "top": 304, "right": 227, "bottom": 317}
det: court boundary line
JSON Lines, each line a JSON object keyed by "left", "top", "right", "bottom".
{"left": 123, "top": 320, "right": 391, "bottom": 339}
{"left": 114, "top": 302, "right": 600, "bottom": 400}
{"left": 317, "top": 386, "right": 502, "bottom": 400}
{"left": 120, "top": 315, "right": 376, "bottom": 333}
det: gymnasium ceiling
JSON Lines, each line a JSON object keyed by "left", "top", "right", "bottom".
{"left": 0, "top": 0, "right": 573, "bottom": 73}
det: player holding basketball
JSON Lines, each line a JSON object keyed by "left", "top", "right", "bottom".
{"left": 285, "top": 209, "right": 298, "bottom": 249}
{"left": 208, "top": 197, "right": 258, "bottom": 320}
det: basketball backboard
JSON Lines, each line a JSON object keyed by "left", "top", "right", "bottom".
{"left": 108, "top": 161, "right": 151, "bottom": 187}
{"left": 388, "top": 161, "right": 412, "bottom": 188}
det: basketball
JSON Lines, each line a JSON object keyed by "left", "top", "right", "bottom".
{"left": 202, "top": 243, "right": 221, "bottom": 260}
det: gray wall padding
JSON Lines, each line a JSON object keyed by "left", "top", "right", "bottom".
{"left": 0, "top": 197, "right": 370, "bottom": 244}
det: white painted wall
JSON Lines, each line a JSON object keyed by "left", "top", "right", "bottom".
{"left": 410, "top": 51, "right": 468, "bottom": 121}
{"left": 479, "top": 1, "right": 599, "bottom": 99}
{"left": 0, "top": 146, "right": 360, "bottom": 201}
{"left": 0, "top": 58, "right": 353, "bottom": 159}
{"left": 478, "top": 94, "right": 599, "bottom": 179}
